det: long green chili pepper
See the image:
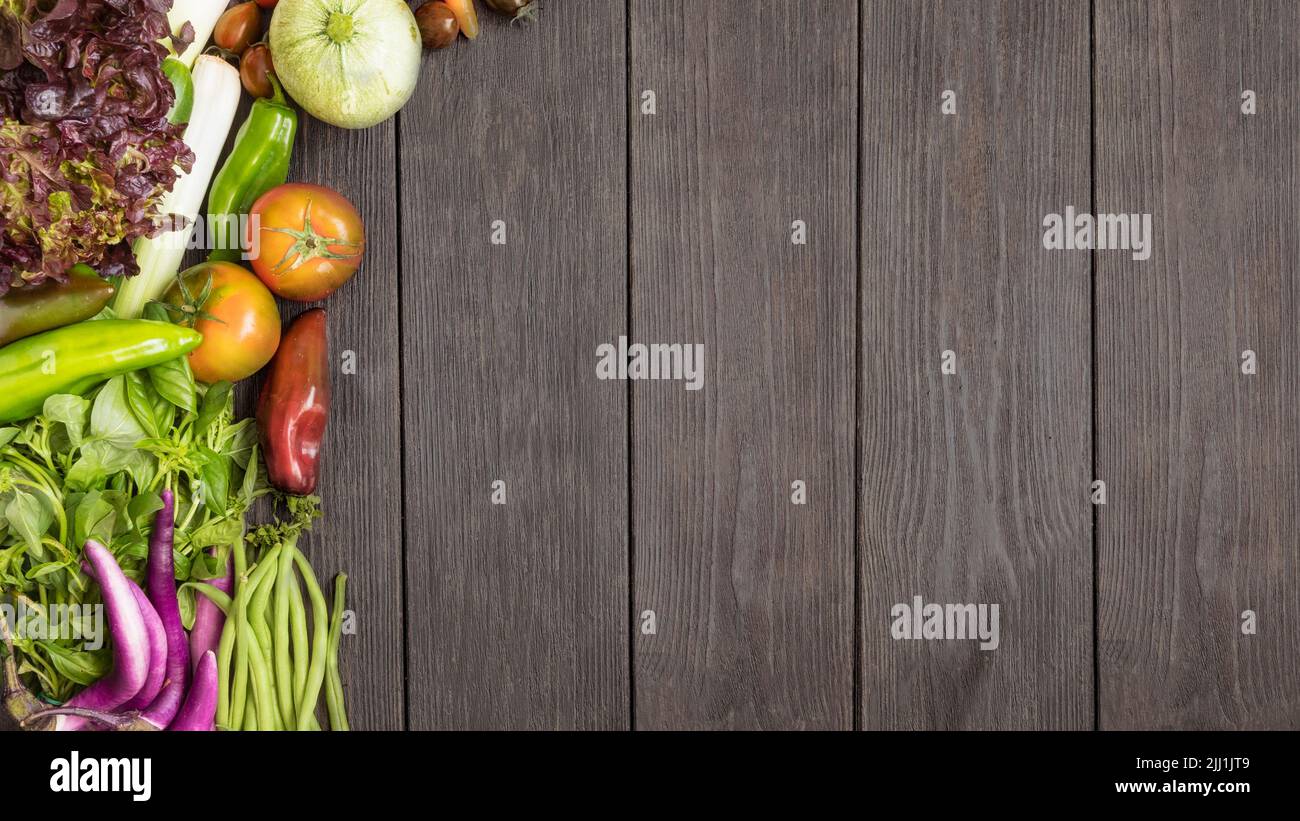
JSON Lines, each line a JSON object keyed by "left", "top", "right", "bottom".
{"left": 0, "top": 320, "right": 201, "bottom": 423}
{"left": 292, "top": 546, "right": 329, "bottom": 731}
{"left": 326, "top": 574, "right": 349, "bottom": 731}
{"left": 206, "top": 75, "right": 298, "bottom": 262}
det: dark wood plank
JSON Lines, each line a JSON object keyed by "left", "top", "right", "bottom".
{"left": 220, "top": 117, "right": 404, "bottom": 727}
{"left": 1096, "top": 0, "right": 1300, "bottom": 729}
{"left": 859, "top": 0, "right": 1092, "bottom": 729}
{"left": 279, "top": 116, "right": 405, "bottom": 730}
{"left": 630, "top": 0, "right": 856, "bottom": 730}
{"left": 399, "top": 6, "right": 628, "bottom": 729}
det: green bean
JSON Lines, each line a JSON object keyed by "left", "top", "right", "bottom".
{"left": 244, "top": 617, "right": 278, "bottom": 730}
{"left": 272, "top": 534, "right": 297, "bottom": 724}
{"left": 229, "top": 590, "right": 250, "bottom": 726}
{"left": 325, "top": 573, "right": 349, "bottom": 731}
{"left": 235, "top": 546, "right": 281, "bottom": 731}
{"left": 215, "top": 608, "right": 237, "bottom": 729}
{"left": 248, "top": 557, "right": 277, "bottom": 655}
{"left": 243, "top": 682, "right": 259, "bottom": 730}
{"left": 291, "top": 546, "right": 329, "bottom": 731}
{"left": 227, "top": 537, "right": 253, "bottom": 727}
{"left": 182, "top": 582, "right": 232, "bottom": 614}
{"left": 230, "top": 650, "right": 249, "bottom": 730}
{"left": 232, "top": 535, "right": 248, "bottom": 589}
{"left": 288, "top": 567, "right": 309, "bottom": 711}
{"left": 248, "top": 560, "right": 285, "bottom": 730}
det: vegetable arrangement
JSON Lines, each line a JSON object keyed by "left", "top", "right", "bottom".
{"left": 2, "top": 0, "right": 543, "bottom": 732}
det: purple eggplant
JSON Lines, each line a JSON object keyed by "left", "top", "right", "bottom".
{"left": 52, "top": 541, "right": 149, "bottom": 731}
{"left": 143, "top": 488, "right": 190, "bottom": 726}
{"left": 169, "top": 651, "right": 218, "bottom": 731}
{"left": 189, "top": 552, "right": 233, "bottom": 674}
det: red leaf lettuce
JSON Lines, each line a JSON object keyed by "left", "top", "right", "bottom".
{"left": 0, "top": 0, "right": 194, "bottom": 294}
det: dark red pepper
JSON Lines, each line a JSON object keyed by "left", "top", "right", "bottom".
{"left": 257, "top": 308, "right": 330, "bottom": 495}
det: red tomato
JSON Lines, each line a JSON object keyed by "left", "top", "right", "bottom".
{"left": 247, "top": 183, "right": 366, "bottom": 302}
{"left": 164, "top": 262, "right": 281, "bottom": 383}
{"left": 256, "top": 0, "right": 278, "bottom": 7}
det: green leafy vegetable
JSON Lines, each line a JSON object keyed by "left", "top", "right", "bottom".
{"left": 0, "top": 375, "right": 275, "bottom": 702}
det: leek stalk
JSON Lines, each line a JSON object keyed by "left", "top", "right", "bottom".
{"left": 113, "top": 55, "right": 241, "bottom": 319}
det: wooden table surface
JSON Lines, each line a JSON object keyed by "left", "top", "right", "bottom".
{"left": 286, "top": 0, "right": 1300, "bottom": 730}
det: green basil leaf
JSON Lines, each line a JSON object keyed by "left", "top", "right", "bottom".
{"left": 192, "top": 446, "right": 231, "bottom": 516}
{"left": 91, "top": 376, "right": 149, "bottom": 447}
{"left": 240, "top": 445, "right": 261, "bottom": 505}
{"left": 186, "top": 516, "right": 242, "bottom": 550}
{"left": 5, "top": 488, "right": 51, "bottom": 551}
{"left": 149, "top": 355, "right": 197, "bottom": 414}
{"left": 128, "top": 491, "right": 164, "bottom": 533}
{"left": 72, "top": 490, "right": 117, "bottom": 548}
{"left": 221, "top": 418, "right": 257, "bottom": 470}
{"left": 194, "top": 381, "right": 233, "bottom": 439}
{"left": 65, "top": 440, "right": 155, "bottom": 492}
{"left": 112, "top": 532, "right": 149, "bottom": 565}
{"left": 125, "top": 371, "right": 161, "bottom": 439}
{"left": 41, "top": 643, "right": 111, "bottom": 686}
{"left": 26, "top": 561, "right": 67, "bottom": 580}
{"left": 0, "top": 426, "right": 21, "bottom": 449}
{"left": 41, "top": 395, "right": 90, "bottom": 448}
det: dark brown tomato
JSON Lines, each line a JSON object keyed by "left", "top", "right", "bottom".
{"left": 214, "top": 2, "right": 261, "bottom": 55}
{"left": 241, "top": 43, "right": 275, "bottom": 98}
{"left": 415, "top": 2, "right": 459, "bottom": 49}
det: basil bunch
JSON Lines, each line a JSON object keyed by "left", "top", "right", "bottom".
{"left": 0, "top": 358, "right": 268, "bottom": 702}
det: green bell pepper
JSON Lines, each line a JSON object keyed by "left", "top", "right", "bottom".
{"left": 207, "top": 75, "right": 298, "bottom": 262}
{"left": 0, "top": 320, "right": 202, "bottom": 423}
{"left": 0, "top": 265, "right": 115, "bottom": 347}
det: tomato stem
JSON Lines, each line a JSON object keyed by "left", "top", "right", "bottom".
{"left": 264, "top": 198, "right": 362, "bottom": 276}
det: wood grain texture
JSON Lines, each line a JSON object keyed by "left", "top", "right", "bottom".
{"left": 859, "top": 0, "right": 1092, "bottom": 729}
{"left": 1095, "top": 0, "right": 1300, "bottom": 729}
{"left": 399, "top": 6, "right": 629, "bottom": 729}
{"left": 630, "top": 0, "right": 856, "bottom": 730}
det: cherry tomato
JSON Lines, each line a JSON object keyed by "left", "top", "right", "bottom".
{"left": 415, "top": 2, "right": 458, "bottom": 49}
{"left": 164, "top": 262, "right": 281, "bottom": 383}
{"left": 241, "top": 43, "right": 275, "bottom": 98}
{"left": 214, "top": 2, "right": 261, "bottom": 56}
{"left": 248, "top": 183, "right": 366, "bottom": 302}
{"left": 256, "top": 0, "right": 278, "bottom": 8}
